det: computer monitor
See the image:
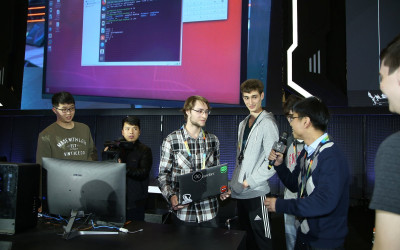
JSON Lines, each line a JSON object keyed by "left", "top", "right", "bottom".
{"left": 42, "top": 157, "right": 126, "bottom": 227}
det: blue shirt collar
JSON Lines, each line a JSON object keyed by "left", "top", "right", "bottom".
{"left": 304, "top": 133, "right": 328, "bottom": 156}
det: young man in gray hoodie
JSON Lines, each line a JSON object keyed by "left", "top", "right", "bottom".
{"left": 221, "top": 79, "right": 279, "bottom": 250}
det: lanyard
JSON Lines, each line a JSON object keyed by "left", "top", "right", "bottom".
{"left": 293, "top": 140, "right": 305, "bottom": 160}
{"left": 237, "top": 113, "right": 261, "bottom": 162}
{"left": 299, "top": 135, "right": 329, "bottom": 198}
{"left": 182, "top": 126, "right": 207, "bottom": 170}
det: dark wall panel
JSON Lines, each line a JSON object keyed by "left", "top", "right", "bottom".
{"left": 162, "top": 115, "right": 185, "bottom": 139}
{"left": 11, "top": 116, "right": 41, "bottom": 163}
{"left": 74, "top": 115, "right": 97, "bottom": 142}
{"left": 328, "top": 115, "right": 364, "bottom": 200}
{"left": 136, "top": 115, "right": 163, "bottom": 178}
{"left": 0, "top": 116, "right": 14, "bottom": 161}
{"left": 38, "top": 116, "right": 56, "bottom": 133}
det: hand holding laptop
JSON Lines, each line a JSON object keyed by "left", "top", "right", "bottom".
{"left": 170, "top": 195, "right": 189, "bottom": 210}
{"left": 220, "top": 189, "right": 231, "bottom": 201}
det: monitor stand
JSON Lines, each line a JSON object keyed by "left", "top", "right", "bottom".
{"left": 63, "top": 210, "right": 119, "bottom": 240}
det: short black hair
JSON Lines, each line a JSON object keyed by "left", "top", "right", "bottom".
{"left": 380, "top": 34, "right": 400, "bottom": 75}
{"left": 122, "top": 116, "right": 140, "bottom": 130}
{"left": 283, "top": 94, "right": 303, "bottom": 116}
{"left": 292, "top": 96, "right": 329, "bottom": 132}
{"left": 52, "top": 92, "right": 75, "bottom": 107}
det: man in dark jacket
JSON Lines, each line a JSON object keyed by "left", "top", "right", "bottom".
{"left": 265, "top": 97, "right": 349, "bottom": 249}
{"left": 105, "top": 116, "right": 153, "bottom": 221}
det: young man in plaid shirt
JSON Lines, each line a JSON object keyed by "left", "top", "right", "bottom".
{"left": 158, "top": 95, "right": 220, "bottom": 227}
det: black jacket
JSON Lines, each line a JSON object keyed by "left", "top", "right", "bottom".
{"left": 118, "top": 140, "right": 153, "bottom": 208}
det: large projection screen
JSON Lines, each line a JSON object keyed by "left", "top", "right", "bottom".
{"left": 43, "top": 0, "right": 243, "bottom": 105}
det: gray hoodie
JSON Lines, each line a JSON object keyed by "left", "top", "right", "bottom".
{"left": 230, "top": 110, "right": 279, "bottom": 199}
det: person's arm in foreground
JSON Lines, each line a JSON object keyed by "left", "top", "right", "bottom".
{"left": 373, "top": 210, "right": 400, "bottom": 250}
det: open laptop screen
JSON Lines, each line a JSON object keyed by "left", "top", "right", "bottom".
{"left": 177, "top": 164, "right": 228, "bottom": 205}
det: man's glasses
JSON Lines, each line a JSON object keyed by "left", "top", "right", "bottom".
{"left": 55, "top": 107, "right": 75, "bottom": 113}
{"left": 191, "top": 109, "right": 211, "bottom": 115}
{"left": 288, "top": 115, "right": 301, "bottom": 123}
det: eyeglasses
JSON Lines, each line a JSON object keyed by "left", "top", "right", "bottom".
{"left": 288, "top": 116, "right": 301, "bottom": 123}
{"left": 191, "top": 109, "right": 211, "bottom": 115}
{"left": 55, "top": 107, "right": 75, "bottom": 113}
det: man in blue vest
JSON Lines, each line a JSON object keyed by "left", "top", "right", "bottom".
{"left": 265, "top": 97, "right": 350, "bottom": 249}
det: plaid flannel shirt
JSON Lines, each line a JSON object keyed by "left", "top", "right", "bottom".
{"left": 158, "top": 125, "right": 220, "bottom": 222}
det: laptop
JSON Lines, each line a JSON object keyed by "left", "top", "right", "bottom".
{"left": 177, "top": 164, "right": 229, "bottom": 205}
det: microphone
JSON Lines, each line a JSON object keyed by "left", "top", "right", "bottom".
{"left": 268, "top": 132, "right": 288, "bottom": 168}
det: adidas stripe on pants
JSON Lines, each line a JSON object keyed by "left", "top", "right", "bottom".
{"left": 237, "top": 194, "right": 273, "bottom": 250}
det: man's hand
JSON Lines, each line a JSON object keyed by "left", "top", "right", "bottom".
{"left": 243, "top": 180, "right": 249, "bottom": 188}
{"left": 264, "top": 197, "right": 277, "bottom": 212}
{"left": 220, "top": 189, "right": 232, "bottom": 201}
{"left": 170, "top": 195, "right": 188, "bottom": 210}
{"left": 268, "top": 150, "right": 284, "bottom": 166}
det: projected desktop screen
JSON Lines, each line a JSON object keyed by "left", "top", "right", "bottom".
{"left": 43, "top": 0, "right": 243, "bottom": 105}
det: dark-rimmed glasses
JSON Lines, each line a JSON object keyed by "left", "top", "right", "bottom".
{"left": 55, "top": 107, "right": 75, "bottom": 113}
{"left": 288, "top": 115, "right": 301, "bottom": 123}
